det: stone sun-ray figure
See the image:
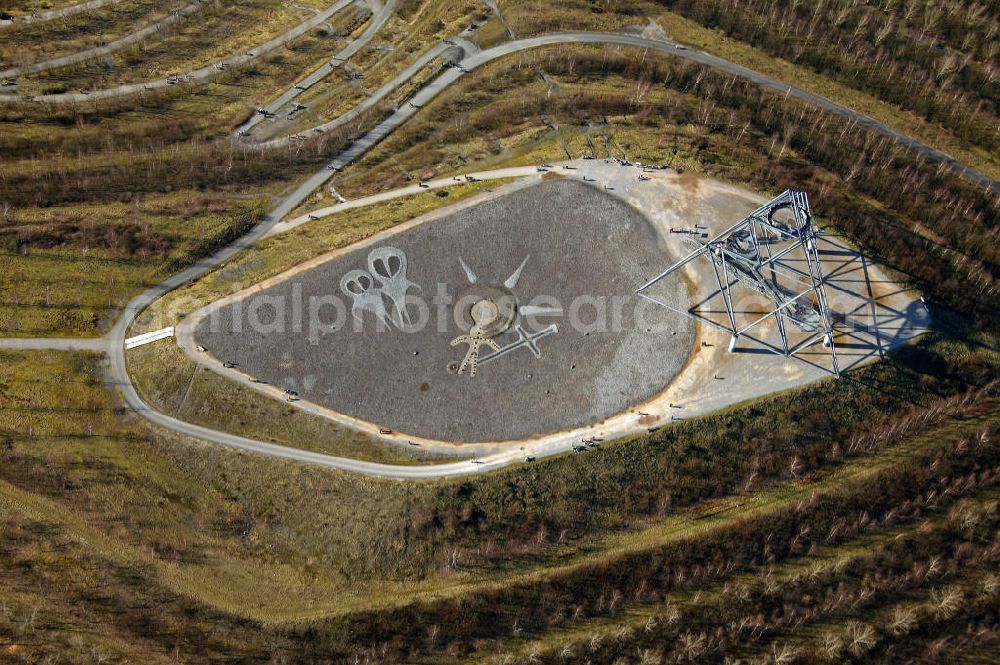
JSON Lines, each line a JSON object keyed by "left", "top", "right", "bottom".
{"left": 449, "top": 255, "right": 533, "bottom": 377}
{"left": 449, "top": 302, "right": 502, "bottom": 377}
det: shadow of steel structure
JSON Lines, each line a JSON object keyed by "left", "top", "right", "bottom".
{"left": 637, "top": 190, "right": 841, "bottom": 377}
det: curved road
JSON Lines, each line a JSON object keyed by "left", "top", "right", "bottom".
{"left": 245, "top": 35, "right": 479, "bottom": 149}
{"left": 7, "top": 30, "right": 996, "bottom": 477}
{"left": 234, "top": 32, "right": 999, "bottom": 194}
{"left": 3, "top": 16, "right": 994, "bottom": 196}
{"left": 0, "top": 0, "right": 207, "bottom": 80}
{"left": 234, "top": 0, "right": 396, "bottom": 139}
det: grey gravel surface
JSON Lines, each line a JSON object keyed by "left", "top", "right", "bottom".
{"left": 97, "top": 24, "right": 953, "bottom": 473}
{"left": 194, "top": 179, "right": 694, "bottom": 442}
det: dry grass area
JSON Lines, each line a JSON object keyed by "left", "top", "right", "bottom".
{"left": 329, "top": 48, "right": 705, "bottom": 198}
{"left": 0, "top": 38, "right": 349, "bottom": 157}
{"left": 0, "top": 351, "right": 445, "bottom": 630}
{"left": 2, "top": 0, "right": 88, "bottom": 12}
{"left": 460, "top": 485, "right": 1000, "bottom": 664}
{"left": 14, "top": 0, "right": 326, "bottom": 95}
{"left": 0, "top": 192, "right": 265, "bottom": 336}
{"left": 502, "top": 0, "right": 656, "bottom": 36}
{"left": 1, "top": 347, "right": 996, "bottom": 658}
{"left": 0, "top": 0, "right": 187, "bottom": 68}
{"left": 651, "top": 10, "right": 1000, "bottom": 182}
{"left": 495, "top": 0, "right": 1000, "bottom": 182}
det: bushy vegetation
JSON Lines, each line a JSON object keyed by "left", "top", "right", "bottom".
{"left": 0, "top": 123, "right": 362, "bottom": 207}
{"left": 12, "top": 0, "right": 327, "bottom": 95}
{"left": 654, "top": 0, "right": 1000, "bottom": 153}
{"left": 1, "top": 346, "right": 996, "bottom": 662}
{"left": 0, "top": 195, "right": 265, "bottom": 336}
{"left": 495, "top": 487, "right": 1000, "bottom": 665}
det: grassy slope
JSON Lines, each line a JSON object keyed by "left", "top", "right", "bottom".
{"left": 13, "top": 0, "right": 332, "bottom": 95}
{"left": 1, "top": 323, "right": 995, "bottom": 625}
{"left": 459, "top": 489, "right": 1000, "bottom": 664}
{"left": 497, "top": 0, "right": 1000, "bottom": 182}
{"left": 0, "top": 193, "right": 265, "bottom": 337}
{"left": 0, "top": 351, "right": 443, "bottom": 628}
{"left": 0, "top": 0, "right": 188, "bottom": 66}
{"left": 0, "top": 348, "right": 994, "bottom": 640}
{"left": 6, "top": 419, "right": 994, "bottom": 662}
{"left": 652, "top": 9, "right": 1000, "bottom": 182}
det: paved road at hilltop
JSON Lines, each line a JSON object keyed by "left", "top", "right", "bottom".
{"left": 2, "top": 29, "right": 989, "bottom": 478}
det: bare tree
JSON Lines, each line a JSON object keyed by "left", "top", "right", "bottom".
{"left": 930, "top": 586, "right": 963, "bottom": 619}
{"left": 845, "top": 621, "right": 877, "bottom": 657}
{"left": 888, "top": 606, "right": 918, "bottom": 636}
{"left": 771, "top": 642, "right": 798, "bottom": 665}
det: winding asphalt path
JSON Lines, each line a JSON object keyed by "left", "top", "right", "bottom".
{"left": 0, "top": 0, "right": 207, "bottom": 80}
{"left": 5, "top": 29, "right": 996, "bottom": 478}
{"left": 3, "top": 13, "right": 995, "bottom": 196}
{"left": 235, "top": 0, "right": 395, "bottom": 139}
{"left": 0, "top": 0, "right": 117, "bottom": 27}
{"left": 0, "top": 0, "right": 359, "bottom": 102}
{"left": 239, "top": 32, "right": 998, "bottom": 194}
{"left": 242, "top": 34, "right": 477, "bottom": 148}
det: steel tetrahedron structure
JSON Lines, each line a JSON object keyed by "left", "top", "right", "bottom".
{"left": 636, "top": 190, "right": 841, "bottom": 377}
